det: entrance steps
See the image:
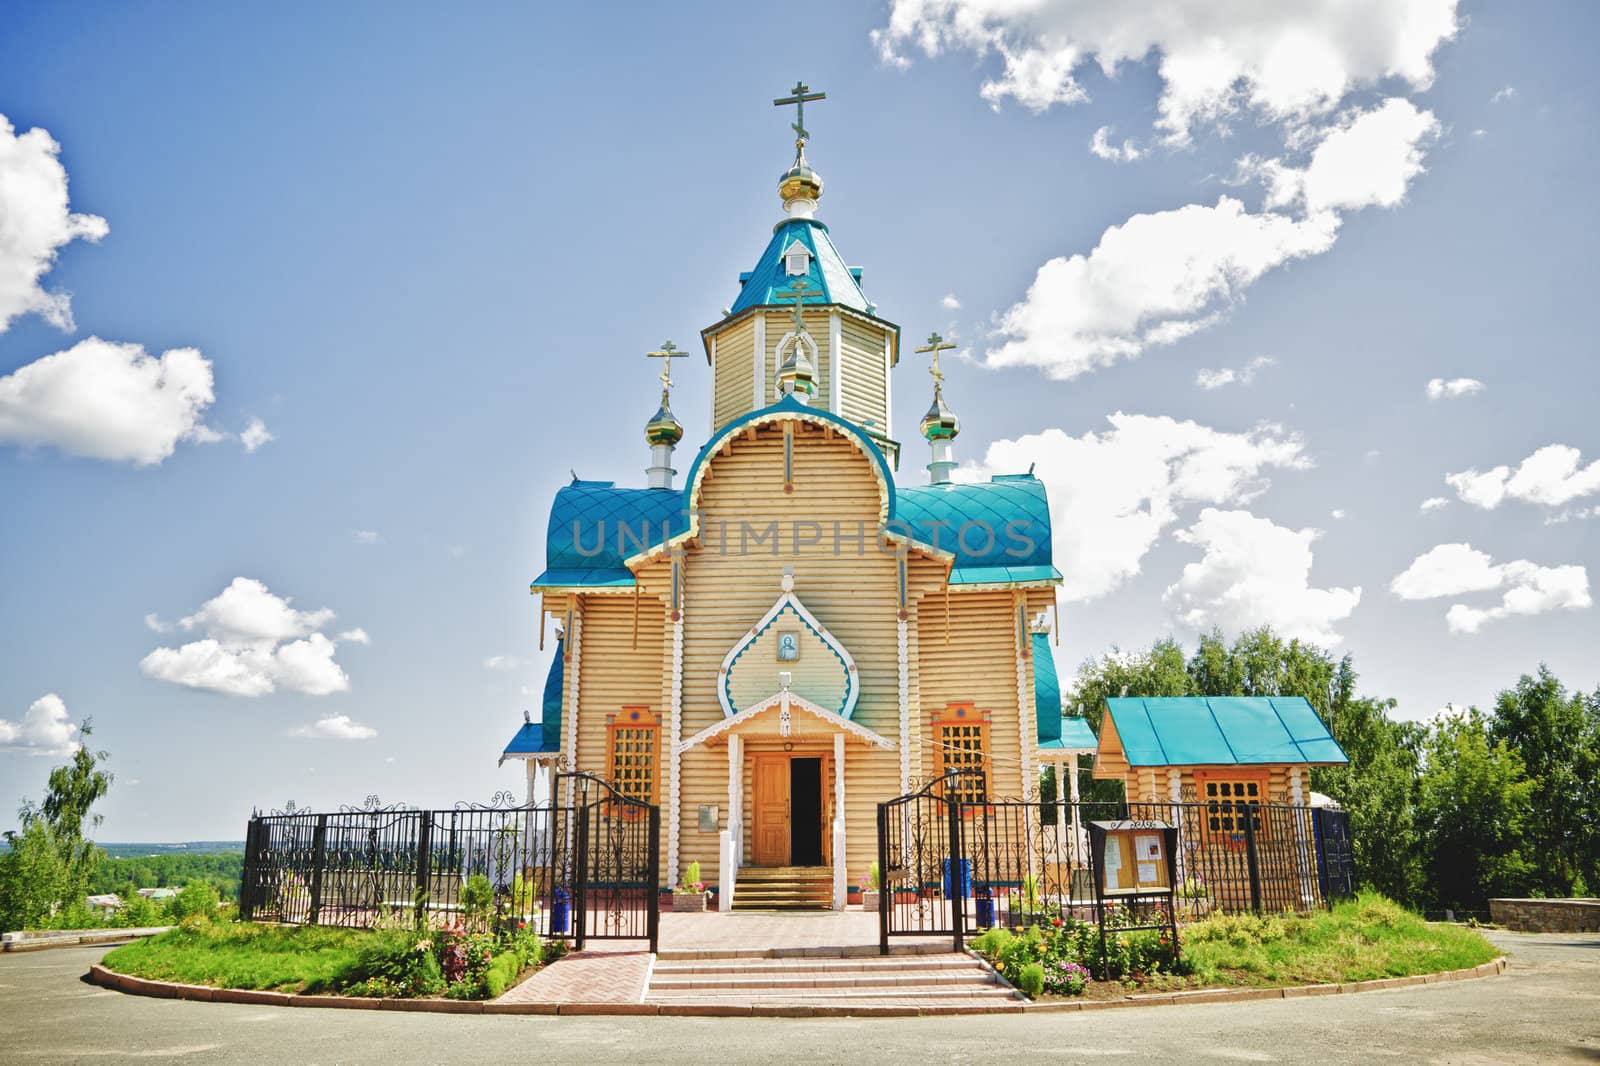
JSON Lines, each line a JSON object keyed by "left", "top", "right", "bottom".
{"left": 645, "top": 952, "right": 1022, "bottom": 1011}
{"left": 731, "top": 866, "right": 832, "bottom": 911}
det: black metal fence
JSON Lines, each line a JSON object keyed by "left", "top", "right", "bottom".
{"left": 878, "top": 771, "right": 1356, "bottom": 952}
{"left": 239, "top": 775, "right": 660, "bottom": 951}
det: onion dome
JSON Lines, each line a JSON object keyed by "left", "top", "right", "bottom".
{"left": 778, "top": 152, "right": 824, "bottom": 210}
{"left": 776, "top": 341, "right": 818, "bottom": 399}
{"left": 920, "top": 386, "right": 960, "bottom": 441}
{"left": 644, "top": 391, "right": 683, "bottom": 447}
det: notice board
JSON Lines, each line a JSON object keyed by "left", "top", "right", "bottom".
{"left": 1090, "top": 821, "right": 1176, "bottom": 897}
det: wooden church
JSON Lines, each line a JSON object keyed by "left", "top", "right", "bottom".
{"left": 499, "top": 84, "right": 1096, "bottom": 909}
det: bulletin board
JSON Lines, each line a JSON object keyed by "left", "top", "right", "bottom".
{"left": 1089, "top": 820, "right": 1177, "bottom": 897}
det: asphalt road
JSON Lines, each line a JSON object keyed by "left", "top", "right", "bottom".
{"left": 1, "top": 930, "right": 1597, "bottom": 1065}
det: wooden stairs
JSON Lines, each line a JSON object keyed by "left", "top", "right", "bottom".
{"left": 731, "top": 866, "right": 833, "bottom": 911}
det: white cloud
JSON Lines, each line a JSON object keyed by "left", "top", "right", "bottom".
{"left": 1491, "top": 86, "right": 1516, "bottom": 103}
{"left": 240, "top": 416, "right": 274, "bottom": 453}
{"left": 289, "top": 714, "right": 377, "bottom": 740}
{"left": 0, "top": 694, "right": 81, "bottom": 756}
{"left": 1420, "top": 496, "right": 1449, "bottom": 513}
{"left": 1471, "top": 128, "right": 1487, "bottom": 138}
{"left": 1446, "top": 444, "right": 1600, "bottom": 510}
{"left": 352, "top": 529, "right": 380, "bottom": 544}
{"left": 140, "top": 578, "right": 358, "bottom": 697}
{"left": 1164, "top": 508, "right": 1361, "bottom": 646}
{"left": 1256, "top": 98, "right": 1440, "bottom": 214}
{"left": 985, "top": 198, "right": 1337, "bottom": 380}
{"left": 337, "top": 628, "right": 370, "bottom": 645}
{"left": 0, "top": 114, "right": 109, "bottom": 334}
{"left": 483, "top": 655, "right": 525, "bottom": 672}
{"left": 961, "top": 413, "right": 1308, "bottom": 603}
{"left": 1330, "top": 508, "right": 1346, "bottom": 520}
{"left": 871, "top": 1, "right": 1458, "bottom": 142}
{"left": 1196, "top": 355, "right": 1276, "bottom": 390}
{"left": 1089, "top": 126, "right": 1143, "bottom": 162}
{"left": 1425, "top": 376, "right": 1485, "bottom": 400}
{"left": 1391, "top": 542, "right": 1591, "bottom": 633}
{"left": 0, "top": 337, "right": 218, "bottom": 465}
{"left": 940, "top": 293, "right": 961, "bottom": 311}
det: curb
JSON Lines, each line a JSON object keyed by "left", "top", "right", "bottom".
{"left": 84, "top": 957, "right": 1509, "bottom": 1018}
{"left": 3, "top": 927, "right": 171, "bottom": 953}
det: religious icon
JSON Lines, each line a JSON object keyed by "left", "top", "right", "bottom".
{"left": 777, "top": 631, "right": 800, "bottom": 661}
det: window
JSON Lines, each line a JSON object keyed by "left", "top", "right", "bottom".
{"left": 933, "top": 704, "right": 988, "bottom": 805}
{"left": 1197, "top": 772, "right": 1266, "bottom": 840}
{"left": 607, "top": 707, "right": 658, "bottom": 806}
{"left": 783, "top": 242, "right": 811, "bottom": 277}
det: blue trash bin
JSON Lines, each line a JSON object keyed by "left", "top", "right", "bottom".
{"left": 975, "top": 893, "right": 995, "bottom": 928}
{"left": 942, "top": 858, "right": 973, "bottom": 899}
{"left": 551, "top": 888, "right": 570, "bottom": 934}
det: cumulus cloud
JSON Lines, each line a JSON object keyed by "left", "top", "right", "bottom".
{"left": 1491, "top": 86, "right": 1516, "bottom": 103}
{"left": 1165, "top": 508, "right": 1361, "bottom": 645}
{"left": 871, "top": 1, "right": 1458, "bottom": 142}
{"left": 985, "top": 199, "right": 1337, "bottom": 380}
{"left": 0, "top": 338, "right": 219, "bottom": 465}
{"left": 1089, "top": 126, "right": 1142, "bottom": 162}
{"left": 0, "top": 693, "right": 81, "bottom": 756}
{"left": 337, "top": 628, "right": 370, "bottom": 645}
{"left": 289, "top": 714, "right": 377, "bottom": 740}
{"left": 1426, "top": 377, "right": 1486, "bottom": 400}
{"left": 0, "top": 114, "right": 109, "bottom": 334}
{"left": 961, "top": 413, "right": 1308, "bottom": 603}
{"left": 140, "top": 578, "right": 362, "bottom": 697}
{"left": 1196, "top": 355, "right": 1276, "bottom": 390}
{"left": 1446, "top": 444, "right": 1600, "bottom": 510}
{"left": 940, "top": 293, "right": 961, "bottom": 311}
{"left": 1390, "top": 542, "right": 1591, "bottom": 633}
{"left": 240, "top": 416, "right": 274, "bottom": 453}
{"left": 1420, "top": 496, "right": 1449, "bottom": 513}
{"left": 1253, "top": 98, "right": 1440, "bottom": 214}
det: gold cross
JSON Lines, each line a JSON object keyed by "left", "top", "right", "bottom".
{"left": 646, "top": 340, "right": 682, "bottom": 391}
{"left": 915, "top": 332, "right": 957, "bottom": 386}
{"left": 773, "top": 81, "right": 826, "bottom": 147}
{"left": 776, "top": 277, "right": 813, "bottom": 335}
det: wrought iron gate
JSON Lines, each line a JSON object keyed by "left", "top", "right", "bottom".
{"left": 876, "top": 770, "right": 980, "bottom": 953}
{"left": 557, "top": 772, "right": 660, "bottom": 951}
{"left": 1312, "top": 807, "right": 1356, "bottom": 902}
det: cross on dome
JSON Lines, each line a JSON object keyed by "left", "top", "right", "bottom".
{"left": 774, "top": 80, "right": 825, "bottom": 151}
{"left": 915, "top": 333, "right": 956, "bottom": 389}
{"left": 647, "top": 339, "right": 682, "bottom": 392}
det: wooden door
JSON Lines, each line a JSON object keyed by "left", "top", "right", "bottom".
{"left": 752, "top": 754, "right": 790, "bottom": 866}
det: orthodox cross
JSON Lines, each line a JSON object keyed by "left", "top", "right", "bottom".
{"left": 647, "top": 340, "right": 682, "bottom": 393}
{"left": 774, "top": 81, "right": 826, "bottom": 147}
{"left": 915, "top": 332, "right": 957, "bottom": 388}
{"left": 777, "top": 277, "right": 814, "bottom": 335}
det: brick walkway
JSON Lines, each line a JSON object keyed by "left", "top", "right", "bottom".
{"left": 493, "top": 950, "right": 652, "bottom": 1006}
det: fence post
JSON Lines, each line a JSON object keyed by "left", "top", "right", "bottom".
{"left": 877, "top": 803, "right": 890, "bottom": 956}
{"left": 647, "top": 805, "right": 661, "bottom": 954}
{"left": 1243, "top": 811, "right": 1262, "bottom": 914}
{"left": 573, "top": 807, "right": 589, "bottom": 951}
{"left": 415, "top": 814, "right": 433, "bottom": 927}
{"left": 240, "top": 818, "right": 259, "bottom": 920}
{"left": 309, "top": 814, "right": 328, "bottom": 925}
{"left": 947, "top": 794, "right": 965, "bottom": 953}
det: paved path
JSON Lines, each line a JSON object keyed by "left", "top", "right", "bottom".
{"left": 2, "top": 931, "right": 1596, "bottom": 1064}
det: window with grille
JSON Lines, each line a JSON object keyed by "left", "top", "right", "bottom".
{"left": 608, "top": 707, "right": 658, "bottom": 806}
{"left": 933, "top": 704, "right": 988, "bottom": 805}
{"left": 1198, "top": 774, "right": 1266, "bottom": 840}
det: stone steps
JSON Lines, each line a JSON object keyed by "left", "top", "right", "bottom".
{"left": 732, "top": 867, "right": 833, "bottom": 911}
{"left": 644, "top": 951, "right": 1020, "bottom": 1009}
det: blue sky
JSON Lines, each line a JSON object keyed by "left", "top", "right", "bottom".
{"left": 2, "top": 2, "right": 1596, "bottom": 840}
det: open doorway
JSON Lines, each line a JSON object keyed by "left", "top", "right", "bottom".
{"left": 789, "top": 757, "right": 823, "bottom": 866}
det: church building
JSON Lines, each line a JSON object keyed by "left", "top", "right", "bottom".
{"left": 500, "top": 85, "right": 1089, "bottom": 909}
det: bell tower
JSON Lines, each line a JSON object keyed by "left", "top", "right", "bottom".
{"left": 700, "top": 82, "right": 902, "bottom": 467}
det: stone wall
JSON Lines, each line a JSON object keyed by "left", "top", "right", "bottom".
{"left": 1489, "top": 898, "right": 1600, "bottom": 932}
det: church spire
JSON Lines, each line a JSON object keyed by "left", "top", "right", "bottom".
{"left": 774, "top": 81, "right": 825, "bottom": 219}
{"left": 644, "top": 340, "right": 684, "bottom": 489}
{"left": 916, "top": 333, "right": 960, "bottom": 484}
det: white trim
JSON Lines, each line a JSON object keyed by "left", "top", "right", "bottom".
{"left": 883, "top": 332, "right": 893, "bottom": 436}
{"left": 667, "top": 612, "right": 684, "bottom": 890}
{"left": 1169, "top": 767, "right": 1182, "bottom": 804}
{"left": 829, "top": 310, "right": 842, "bottom": 415}
{"left": 1015, "top": 595, "right": 1033, "bottom": 797}
{"left": 716, "top": 591, "right": 859, "bottom": 720}
{"left": 708, "top": 335, "right": 717, "bottom": 435}
{"left": 563, "top": 611, "right": 582, "bottom": 808}
{"left": 896, "top": 618, "right": 910, "bottom": 792}
{"left": 678, "top": 689, "right": 896, "bottom": 754}
{"left": 833, "top": 731, "right": 846, "bottom": 910}
{"left": 753, "top": 314, "right": 766, "bottom": 411}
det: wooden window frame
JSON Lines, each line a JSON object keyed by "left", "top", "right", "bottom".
{"left": 606, "top": 706, "right": 659, "bottom": 815}
{"left": 932, "top": 703, "right": 989, "bottom": 807}
{"left": 1194, "top": 769, "right": 1269, "bottom": 844}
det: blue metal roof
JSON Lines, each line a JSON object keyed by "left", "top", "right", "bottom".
{"left": 1032, "top": 632, "right": 1098, "bottom": 751}
{"left": 898, "top": 474, "right": 1059, "bottom": 585}
{"left": 529, "top": 401, "right": 1059, "bottom": 589}
{"left": 502, "top": 641, "right": 564, "bottom": 758}
{"left": 1102, "top": 696, "right": 1348, "bottom": 767}
{"left": 729, "top": 219, "right": 870, "bottom": 317}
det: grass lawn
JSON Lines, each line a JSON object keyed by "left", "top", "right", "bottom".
{"left": 102, "top": 922, "right": 400, "bottom": 993}
{"left": 1179, "top": 893, "right": 1500, "bottom": 988}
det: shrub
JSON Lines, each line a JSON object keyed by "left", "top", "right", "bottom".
{"left": 1018, "top": 962, "right": 1045, "bottom": 997}
{"left": 460, "top": 875, "right": 495, "bottom": 929}
{"left": 169, "top": 882, "right": 221, "bottom": 922}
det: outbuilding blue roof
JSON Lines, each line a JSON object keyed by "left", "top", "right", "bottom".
{"left": 529, "top": 401, "right": 1061, "bottom": 590}
{"left": 729, "top": 218, "right": 871, "bottom": 317}
{"left": 1102, "top": 696, "right": 1348, "bottom": 767}
{"left": 1031, "top": 632, "right": 1099, "bottom": 751}
{"left": 501, "top": 641, "right": 564, "bottom": 761}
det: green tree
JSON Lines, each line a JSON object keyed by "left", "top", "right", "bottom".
{"left": 0, "top": 722, "right": 112, "bottom": 930}
{"left": 1416, "top": 710, "right": 1534, "bottom": 912}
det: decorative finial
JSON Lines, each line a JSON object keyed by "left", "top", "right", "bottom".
{"left": 774, "top": 279, "right": 818, "bottom": 401}
{"left": 781, "top": 566, "right": 795, "bottom": 593}
{"left": 647, "top": 340, "right": 682, "bottom": 394}
{"left": 916, "top": 333, "right": 961, "bottom": 482}
{"left": 644, "top": 340, "right": 685, "bottom": 485}
{"left": 916, "top": 333, "right": 956, "bottom": 392}
{"left": 774, "top": 81, "right": 826, "bottom": 217}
